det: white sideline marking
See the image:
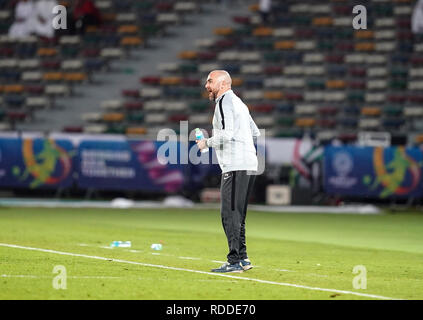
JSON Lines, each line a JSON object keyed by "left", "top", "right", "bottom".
{"left": 1, "top": 274, "right": 121, "bottom": 279}
{"left": 0, "top": 243, "right": 402, "bottom": 300}
{"left": 211, "top": 260, "right": 226, "bottom": 264}
{"left": 178, "top": 256, "right": 201, "bottom": 260}
{"left": 275, "top": 269, "right": 295, "bottom": 272}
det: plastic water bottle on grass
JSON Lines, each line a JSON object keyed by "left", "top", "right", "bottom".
{"left": 195, "top": 128, "right": 209, "bottom": 153}
{"left": 110, "top": 241, "right": 131, "bottom": 248}
{"left": 151, "top": 243, "right": 163, "bottom": 250}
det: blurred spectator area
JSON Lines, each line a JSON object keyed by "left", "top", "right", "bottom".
{"left": 83, "top": 0, "right": 423, "bottom": 146}
{"left": 0, "top": 0, "right": 203, "bottom": 130}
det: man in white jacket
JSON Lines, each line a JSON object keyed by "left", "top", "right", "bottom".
{"left": 8, "top": 0, "right": 35, "bottom": 39}
{"left": 9, "top": 0, "right": 57, "bottom": 39}
{"left": 197, "top": 70, "right": 260, "bottom": 273}
{"left": 412, "top": 0, "right": 423, "bottom": 34}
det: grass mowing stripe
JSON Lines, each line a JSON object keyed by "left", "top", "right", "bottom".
{"left": 0, "top": 243, "right": 402, "bottom": 300}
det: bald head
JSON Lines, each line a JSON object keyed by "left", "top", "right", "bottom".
{"left": 205, "top": 70, "right": 232, "bottom": 101}
{"left": 210, "top": 70, "right": 232, "bottom": 86}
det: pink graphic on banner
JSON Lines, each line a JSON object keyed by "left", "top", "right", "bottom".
{"left": 131, "top": 141, "right": 184, "bottom": 192}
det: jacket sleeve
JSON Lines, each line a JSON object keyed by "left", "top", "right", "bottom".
{"left": 249, "top": 113, "right": 260, "bottom": 137}
{"left": 207, "top": 97, "right": 234, "bottom": 148}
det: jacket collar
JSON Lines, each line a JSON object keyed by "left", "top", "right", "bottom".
{"left": 215, "top": 89, "right": 232, "bottom": 103}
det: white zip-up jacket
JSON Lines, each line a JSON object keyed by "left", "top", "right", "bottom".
{"left": 412, "top": 0, "right": 423, "bottom": 33}
{"left": 206, "top": 90, "right": 260, "bottom": 173}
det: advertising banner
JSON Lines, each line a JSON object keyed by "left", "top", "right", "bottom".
{"left": 0, "top": 137, "right": 76, "bottom": 189}
{"left": 77, "top": 139, "right": 186, "bottom": 192}
{"left": 324, "top": 146, "right": 423, "bottom": 198}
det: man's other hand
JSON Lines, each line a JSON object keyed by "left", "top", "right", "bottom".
{"left": 196, "top": 139, "right": 208, "bottom": 150}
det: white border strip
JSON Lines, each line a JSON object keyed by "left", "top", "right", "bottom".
{"left": 0, "top": 243, "right": 401, "bottom": 300}
{"left": 0, "top": 199, "right": 381, "bottom": 214}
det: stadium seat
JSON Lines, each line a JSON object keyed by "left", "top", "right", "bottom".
{"left": 143, "top": 100, "right": 163, "bottom": 111}
{"left": 251, "top": 103, "right": 275, "bottom": 113}
{"left": 120, "top": 36, "right": 144, "bottom": 47}
{"left": 164, "top": 101, "right": 188, "bottom": 111}
{"left": 26, "top": 97, "right": 50, "bottom": 109}
{"left": 102, "top": 112, "right": 125, "bottom": 123}
{"left": 326, "top": 80, "right": 346, "bottom": 89}
{"left": 189, "top": 114, "right": 210, "bottom": 125}
{"left": 118, "top": 25, "right": 139, "bottom": 34}
{"left": 4, "top": 94, "right": 25, "bottom": 108}
{"left": 318, "top": 106, "right": 339, "bottom": 116}
{"left": 3, "top": 84, "right": 24, "bottom": 94}
{"left": 100, "top": 48, "right": 124, "bottom": 59}
{"left": 63, "top": 126, "right": 83, "bottom": 133}
{"left": 176, "top": 2, "right": 198, "bottom": 13}
{"left": 264, "top": 91, "right": 284, "bottom": 100}
{"left": 45, "top": 85, "right": 70, "bottom": 97}
{"left": 274, "top": 41, "right": 295, "bottom": 50}
{"left": 318, "top": 119, "right": 336, "bottom": 129}
{"left": 339, "top": 117, "right": 358, "bottom": 128}
{"left": 141, "top": 76, "right": 161, "bottom": 85}
{"left": 169, "top": 114, "right": 188, "bottom": 123}
{"left": 63, "top": 72, "right": 88, "bottom": 83}
{"left": 295, "top": 118, "right": 316, "bottom": 128}
{"left": 178, "top": 51, "right": 198, "bottom": 60}
{"left": 126, "top": 126, "right": 147, "bottom": 135}
{"left": 82, "top": 112, "right": 103, "bottom": 123}
{"left": 361, "top": 107, "right": 382, "bottom": 116}
{"left": 277, "top": 116, "right": 294, "bottom": 127}
{"left": 189, "top": 101, "right": 210, "bottom": 112}
{"left": 123, "top": 101, "right": 143, "bottom": 111}
{"left": 359, "top": 118, "right": 381, "bottom": 129}
{"left": 253, "top": 27, "right": 273, "bottom": 37}
{"left": 7, "top": 110, "right": 27, "bottom": 122}
{"left": 144, "top": 113, "right": 167, "bottom": 124}
{"left": 126, "top": 112, "right": 145, "bottom": 123}
{"left": 295, "top": 104, "right": 317, "bottom": 115}
{"left": 122, "top": 89, "right": 140, "bottom": 98}
{"left": 101, "top": 100, "right": 123, "bottom": 111}
{"left": 404, "top": 107, "right": 423, "bottom": 117}
{"left": 25, "top": 85, "right": 44, "bottom": 95}
{"left": 312, "top": 17, "right": 333, "bottom": 26}
{"left": 37, "top": 48, "right": 58, "bottom": 57}
{"left": 383, "top": 118, "right": 404, "bottom": 130}
{"left": 160, "top": 77, "right": 182, "bottom": 86}
{"left": 214, "top": 27, "right": 234, "bottom": 36}
{"left": 254, "top": 115, "right": 274, "bottom": 128}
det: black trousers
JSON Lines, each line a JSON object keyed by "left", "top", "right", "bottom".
{"left": 220, "top": 170, "right": 256, "bottom": 265}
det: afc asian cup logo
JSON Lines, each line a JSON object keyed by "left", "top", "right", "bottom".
{"left": 333, "top": 151, "right": 353, "bottom": 177}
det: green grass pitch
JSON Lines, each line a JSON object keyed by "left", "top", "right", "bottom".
{"left": 1, "top": 206, "right": 422, "bottom": 300}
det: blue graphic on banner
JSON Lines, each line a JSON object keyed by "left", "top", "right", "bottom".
{"left": 78, "top": 139, "right": 187, "bottom": 192}
{"left": 0, "top": 137, "right": 76, "bottom": 189}
{"left": 324, "top": 146, "right": 423, "bottom": 198}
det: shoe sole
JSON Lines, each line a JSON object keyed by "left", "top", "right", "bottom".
{"left": 242, "top": 265, "right": 253, "bottom": 271}
{"left": 211, "top": 269, "right": 244, "bottom": 273}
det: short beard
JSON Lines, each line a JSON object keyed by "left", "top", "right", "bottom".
{"left": 209, "top": 91, "right": 216, "bottom": 101}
